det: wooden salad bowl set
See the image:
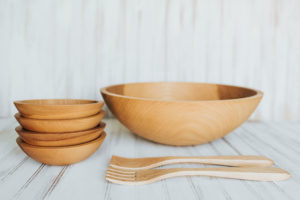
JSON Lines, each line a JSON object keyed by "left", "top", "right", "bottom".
{"left": 14, "top": 99, "right": 106, "bottom": 165}
{"left": 14, "top": 82, "right": 263, "bottom": 166}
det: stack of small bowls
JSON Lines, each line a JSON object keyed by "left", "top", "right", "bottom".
{"left": 14, "top": 99, "right": 106, "bottom": 166}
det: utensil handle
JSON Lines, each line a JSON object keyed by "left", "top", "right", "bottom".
{"left": 110, "top": 155, "right": 274, "bottom": 170}
{"left": 158, "top": 167, "right": 290, "bottom": 182}
{"left": 157, "top": 155, "right": 273, "bottom": 167}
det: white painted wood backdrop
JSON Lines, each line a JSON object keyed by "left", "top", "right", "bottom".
{"left": 0, "top": 0, "right": 299, "bottom": 120}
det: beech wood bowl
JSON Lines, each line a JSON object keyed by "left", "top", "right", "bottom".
{"left": 15, "top": 111, "right": 105, "bottom": 133}
{"left": 17, "top": 126, "right": 104, "bottom": 147}
{"left": 101, "top": 82, "right": 263, "bottom": 146}
{"left": 14, "top": 99, "right": 104, "bottom": 119}
{"left": 16, "top": 132, "right": 106, "bottom": 165}
{"left": 15, "top": 123, "right": 106, "bottom": 141}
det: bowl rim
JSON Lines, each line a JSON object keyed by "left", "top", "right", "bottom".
{"left": 14, "top": 110, "right": 106, "bottom": 122}
{"left": 17, "top": 131, "right": 106, "bottom": 149}
{"left": 15, "top": 122, "right": 106, "bottom": 135}
{"left": 100, "top": 82, "right": 263, "bottom": 102}
{"left": 14, "top": 99, "right": 103, "bottom": 106}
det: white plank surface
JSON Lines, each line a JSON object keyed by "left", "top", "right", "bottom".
{"left": 0, "top": 118, "right": 299, "bottom": 200}
{"left": 0, "top": 0, "right": 300, "bottom": 120}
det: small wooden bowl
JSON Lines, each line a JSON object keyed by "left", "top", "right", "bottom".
{"left": 15, "top": 123, "right": 106, "bottom": 141}
{"left": 15, "top": 111, "right": 105, "bottom": 133}
{"left": 16, "top": 132, "right": 106, "bottom": 165}
{"left": 14, "top": 99, "right": 104, "bottom": 119}
{"left": 18, "top": 129, "right": 104, "bottom": 147}
{"left": 101, "top": 82, "right": 263, "bottom": 146}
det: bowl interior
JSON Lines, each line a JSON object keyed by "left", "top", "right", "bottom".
{"left": 103, "top": 82, "right": 258, "bottom": 101}
{"left": 14, "top": 99, "right": 99, "bottom": 106}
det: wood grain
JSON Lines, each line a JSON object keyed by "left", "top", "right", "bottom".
{"left": 0, "top": 118, "right": 299, "bottom": 199}
{"left": 15, "top": 122, "right": 106, "bottom": 141}
{"left": 106, "top": 166, "right": 290, "bottom": 185}
{"left": 20, "top": 129, "right": 103, "bottom": 147}
{"left": 109, "top": 155, "right": 274, "bottom": 170}
{"left": 101, "top": 82, "right": 262, "bottom": 145}
{"left": 16, "top": 132, "right": 106, "bottom": 165}
{"left": 14, "top": 111, "right": 105, "bottom": 133}
{"left": 14, "top": 99, "right": 104, "bottom": 119}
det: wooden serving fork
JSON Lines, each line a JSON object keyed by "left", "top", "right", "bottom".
{"left": 106, "top": 166, "right": 290, "bottom": 185}
{"left": 109, "top": 155, "right": 274, "bottom": 170}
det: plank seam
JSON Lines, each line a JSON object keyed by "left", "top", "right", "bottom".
{"left": 224, "top": 130, "right": 296, "bottom": 200}
{"left": 220, "top": 138, "right": 264, "bottom": 200}
{"left": 186, "top": 177, "right": 202, "bottom": 200}
{"left": 162, "top": 180, "right": 171, "bottom": 200}
{"left": 42, "top": 165, "right": 69, "bottom": 200}
{"left": 1, "top": 156, "right": 29, "bottom": 182}
{"left": 104, "top": 182, "right": 111, "bottom": 200}
{"left": 12, "top": 164, "right": 45, "bottom": 199}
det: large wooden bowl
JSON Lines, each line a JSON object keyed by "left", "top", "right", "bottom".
{"left": 101, "top": 82, "right": 263, "bottom": 146}
{"left": 15, "top": 123, "right": 106, "bottom": 141}
{"left": 16, "top": 132, "right": 106, "bottom": 165}
{"left": 15, "top": 111, "right": 105, "bottom": 133}
{"left": 14, "top": 99, "right": 104, "bottom": 119}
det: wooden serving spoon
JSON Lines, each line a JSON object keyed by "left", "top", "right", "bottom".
{"left": 109, "top": 155, "right": 274, "bottom": 170}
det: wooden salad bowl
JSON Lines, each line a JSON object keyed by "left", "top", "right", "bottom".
{"left": 17, "top": 132, "right": 106, "bottom": 165}
{"left": 101, "top": 82, "right": 263, "bottom": 146}
{"left": 15, "top": 123, "right": 106, "bottom": 141}
{"left": 14, "top": 99, "right": 104, "bottom": 119}
{"left": 15, "top": 111, "right": 105, "bottom": 133}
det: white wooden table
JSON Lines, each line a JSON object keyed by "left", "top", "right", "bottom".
{"left": 0, "top": 118, "right": 299, "bottom": 200}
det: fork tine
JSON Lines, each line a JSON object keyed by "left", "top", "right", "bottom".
{"left": 106, "top": 170, "right": 135, "bottom": 178}
{"left": 107, "top": 166, "right": 135, "bottom": 174}
{"left": 106, "top": 173, "right": 135, "bottom": 180}
{"left": 106, "top": 166, "right": 290, "bottom": 185}
{"left": 106, "top": 170, "right": 137, "bottom": 184}
{"left": 106, "top": 166, "right": 136, "bottom": 183}
{"left": 106, "top": 175, "right": 137, "bottom": 185}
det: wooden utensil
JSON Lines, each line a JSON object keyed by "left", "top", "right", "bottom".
{"left": 15, "top": 123, "right": 106, "bottom": 141}
{"left": 106, "top": 166, "right": 290, "bottom": 185}
{"left": 14, "top": 99, "right": 104, "bottom": 119}
{"left": 20, "top": 129, "right": 103, "bottom": 147}
{"left": 109, "top": 155, "right": 274, "bottom": 170}
{"left": 15, "top": 111, "right": 105, "bottom": 133}
{"left": 16, "top": 132, "right": 106, "bottom": 165}
{"left": 101, "top": 82, "right": 263, "bottom": 145}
